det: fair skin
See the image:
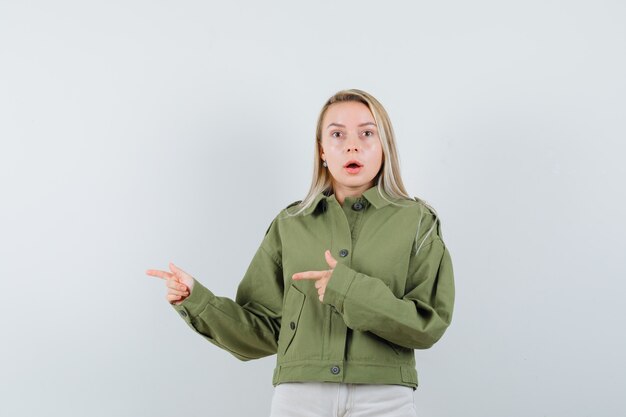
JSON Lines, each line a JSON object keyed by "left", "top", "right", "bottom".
{"left": 319, "top": 101, "right": 384, "bottom": 206}
{"left": 293, "top": 101, "right": 383, "bottom": 300}
{"left": 146, "top": 100, "right": 384, "bottom": 304}
{"left": 146, "top": 262, "right": 194, "bottom": 305}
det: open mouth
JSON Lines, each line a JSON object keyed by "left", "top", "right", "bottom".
{"left": 344, "top": 160, "right": 363, "bottom": 174}
{"left": 344, "top": 160, "right": 363, "bottom": 169}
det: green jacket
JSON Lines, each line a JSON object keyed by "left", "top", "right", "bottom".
{"left": 171, "top": 185, "right": 455, "bottom": 389}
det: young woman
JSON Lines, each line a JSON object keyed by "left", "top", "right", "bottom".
{"left": 147, "top": 89, "right": 455, "bottom": 417}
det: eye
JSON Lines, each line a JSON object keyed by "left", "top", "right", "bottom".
{"left": 363, "top": 130, "right": 374, "bottom": 137}
{"left": 331, "top": 131, "right": 343, "bottom": 138}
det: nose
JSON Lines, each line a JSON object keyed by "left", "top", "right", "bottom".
{"left": 344, "top": 134, "right": 360, "bottom": 153}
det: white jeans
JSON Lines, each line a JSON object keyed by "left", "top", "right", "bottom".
{"left": 269, "top": 382, "right": 418, "bottom": 417}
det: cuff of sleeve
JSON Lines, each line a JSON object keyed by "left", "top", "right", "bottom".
{"left": 171, "top": 278, "right": 215, "bottom": 320}
{"left": 323, "top": 262, "right": 356, "bottom": 313}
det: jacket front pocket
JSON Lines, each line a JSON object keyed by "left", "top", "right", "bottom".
{"left": 278, "top": 285, "right": 306, "bottom": 356}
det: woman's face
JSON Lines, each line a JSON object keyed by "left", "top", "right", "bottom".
{"left": 319, "top": 101, "right": 384, "bottom": 192}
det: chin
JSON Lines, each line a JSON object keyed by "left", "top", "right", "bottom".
{"left": 340, "top": 178, "right": 375, "bottom": 188}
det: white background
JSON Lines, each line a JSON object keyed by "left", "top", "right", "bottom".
{"left": 1, "top": 1, "right": 625, "bottom": 416}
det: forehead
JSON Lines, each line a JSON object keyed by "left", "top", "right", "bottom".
{"left": 322, "top": 101, "right": 375, "bottom": 125}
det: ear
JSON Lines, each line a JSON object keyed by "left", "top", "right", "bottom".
{"left": 319, "top": 146, "right": 325, "bottom": 162}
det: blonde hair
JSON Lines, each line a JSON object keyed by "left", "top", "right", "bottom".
{"left": 284, "top": 88, "right": 440, "bottom": 256}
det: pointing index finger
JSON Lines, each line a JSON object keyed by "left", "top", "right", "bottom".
{"left": 292, "top": 271, "right": 324, "bottom": 280}
{"left": 146, "top": 269, "right": 175, "bottom": 280}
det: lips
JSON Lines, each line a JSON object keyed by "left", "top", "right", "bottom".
{"left": 344, "top": 160, "right": 364, "bottom": 169}
{"left": 344, "top": 159, "right": 363, "bottom": 175}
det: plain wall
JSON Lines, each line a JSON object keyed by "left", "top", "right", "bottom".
{"left": 1, "top": 1, "right": 625, "bottom": 416}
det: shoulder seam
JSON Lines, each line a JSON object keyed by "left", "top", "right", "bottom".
{"left": 412, "top": 200, "right": 441, "bottom": 257}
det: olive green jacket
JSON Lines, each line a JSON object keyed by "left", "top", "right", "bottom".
{"left": 171, "top": 185, "right": 455, "bottom": 389}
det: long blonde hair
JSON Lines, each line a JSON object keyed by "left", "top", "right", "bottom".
{"left": 287, "top": 88, "right": 430, "bottom": 216}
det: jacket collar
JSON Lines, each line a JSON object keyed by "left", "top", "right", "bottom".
{"left": 301, "top": 185, "right": 393, "bottom": 216}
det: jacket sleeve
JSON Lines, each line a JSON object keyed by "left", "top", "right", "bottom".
{"left": 170, "top": 215, "right": 284, "bottom": 361}
{"left": 322, "top": 212, "right": 455, "bottom": 350}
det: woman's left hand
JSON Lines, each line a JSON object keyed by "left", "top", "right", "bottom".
{"left": 292, "top": 249, "right": 337, "bottom": 302}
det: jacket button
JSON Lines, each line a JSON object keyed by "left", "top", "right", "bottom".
{"left": 352, "top": 202, "right": 364, "bottom": 211}
{"left": 179, "top": 310, "right": 188, "bottom": 318}
{"left": 290, "top": 321, "right": 296, "bottom": 330}
{"left": 330, "top": 366, "right": 341, "bottom": 375}
{"left": 339, "top": 249, "right": 349, "bottom": 257}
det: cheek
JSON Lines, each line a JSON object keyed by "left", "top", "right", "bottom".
{"left": 364, "top": 141, "right": 383, "bottom": 160}
{"left": 320, "top": 138, "right": 332, "bottom": 149}
{"left": 370, "top": 146, "right": 384, "bottom": 171}
{"left": 327, "top": 141, "right": 343, "bottom": 150}
{"left": 324, "top": 143, "right": 343, "bottom": 159}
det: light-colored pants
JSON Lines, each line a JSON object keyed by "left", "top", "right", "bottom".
{"left": 269, "top": 382, "right": 418, "bottom": 417}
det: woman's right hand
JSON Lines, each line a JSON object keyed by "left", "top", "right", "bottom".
{"left": 146, "top": 262, "right": 196, "bottom": 305}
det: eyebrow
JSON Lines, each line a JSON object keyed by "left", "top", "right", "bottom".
{"left": 326, "top": 122, "right": 377, "bottom": 129}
